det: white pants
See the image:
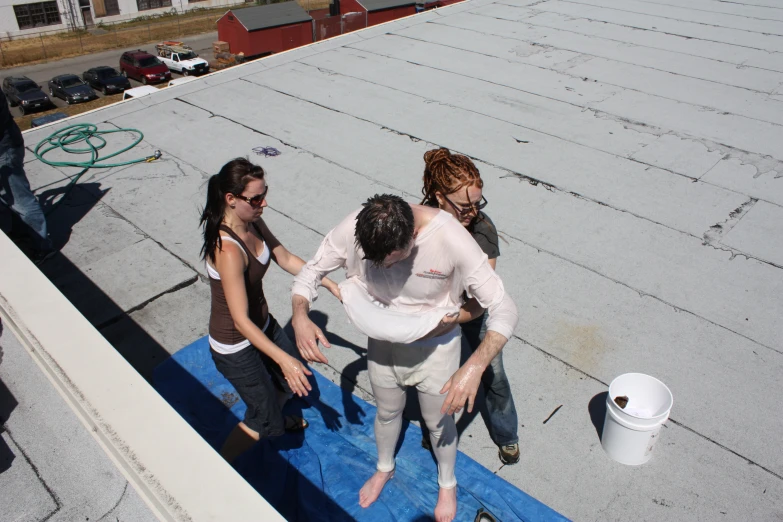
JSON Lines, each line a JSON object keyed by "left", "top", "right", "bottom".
{"left": 367, "top": 328, "right": 461, "bottom": 489}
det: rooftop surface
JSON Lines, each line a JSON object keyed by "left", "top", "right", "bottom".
{"left": 0, "top": 325, "right": 155, "bottom": 521}
{"left": 8, "top": 0, "right": 783, "bottom": 519}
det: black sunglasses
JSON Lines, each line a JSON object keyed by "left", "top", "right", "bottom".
{"left": 443, "top": 194, "right": 488, "bottom": 217}
{"left": 233, "top": 186, "right": 268, "bottom": 209}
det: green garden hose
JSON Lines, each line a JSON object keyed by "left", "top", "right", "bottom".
{"left": 33, "top": 123, "right": 161, "bottom": 214}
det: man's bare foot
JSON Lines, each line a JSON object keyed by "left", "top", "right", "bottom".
{"left": 359, "top": 470, "right": 394, "bottom": 508}
{"left": 434, "top": 486, "right": 457, "bottom": 522}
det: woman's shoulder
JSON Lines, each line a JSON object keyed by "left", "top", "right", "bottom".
{"left": 476, "top": 211, "right": 495, "bottom": 225}
{"left": 214, "top": 235, "right": 245, "bottom": 258}
{"left": 472, "top": 212, "right": 496, "bottom": 233}
{"left": 470, "top": 212, "right": 500, "bottom": 257}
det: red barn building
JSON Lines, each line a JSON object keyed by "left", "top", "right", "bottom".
{"left": 420, "top": 0, "right": 463, "bottom": 8}
{"left": 361, "top": 0, "right": 416, "bottom": 26}
{"left": 217, "top": 3, "right": 313, "bottom": 58}
{"left": 337, "top": 0, "right": 415, "bottom": 27}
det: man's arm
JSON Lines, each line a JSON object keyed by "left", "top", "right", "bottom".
{"left": 456, "top": 257, "right": 497, "bottom": 324}
{"left": 440, "top": 223, "right": 519, "bottom": 414}
{"left": 440, "top": 330, "right": 507, "bottom": 414}
{"left": 292, "top": 294, "right": 332, "bottom": 363}
{"left": 290, "top": 211, "right": 357, "bottom": 363}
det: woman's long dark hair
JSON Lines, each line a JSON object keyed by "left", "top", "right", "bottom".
{"left": 200, "top": 158, "right": 265, "bottom": 263}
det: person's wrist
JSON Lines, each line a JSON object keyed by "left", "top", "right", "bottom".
{"left": 466, "top": 356, "right": 488, "bottom": 373}
{"left": 273, "top": 350, "right": 291, "bottom": 367}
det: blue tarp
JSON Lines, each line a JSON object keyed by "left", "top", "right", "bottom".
{"left": 154, "top": 336, "right": 568, "bottom": 522}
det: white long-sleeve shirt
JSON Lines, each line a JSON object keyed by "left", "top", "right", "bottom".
{"left": 292, "top": 208, "right": 518, "bottom": 340}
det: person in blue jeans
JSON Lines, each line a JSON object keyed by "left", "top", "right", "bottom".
{"left": 0, "top": 89, "right": 53, "bottom": 264}
{"left": 420, "top": 147, "right": 520, "bottom": 465}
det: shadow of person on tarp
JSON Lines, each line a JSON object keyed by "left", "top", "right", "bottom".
{"left": 155, "top": 349, "right": 355, "bottom": 522}
{"left": 283, "top": 311, "right": 369, "bottom": 426}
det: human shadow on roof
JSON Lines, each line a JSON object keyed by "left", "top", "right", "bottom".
{"left": 0, "top": 324, "right": 18, "bottom": 474}
{"left": 37, "top": 182, "right": 109, "bottom": 252}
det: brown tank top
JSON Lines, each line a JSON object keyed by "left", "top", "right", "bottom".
{"left": 208, "top": 223, "right": 270, "bottom": 345}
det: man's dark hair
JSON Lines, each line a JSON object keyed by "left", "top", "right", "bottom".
{"left": 355, "top": 194, "right": 415, "bottom": 267}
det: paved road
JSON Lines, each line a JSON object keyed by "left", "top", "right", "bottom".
{"left": 2, "top": 31, "right": 217, "bottom": 117}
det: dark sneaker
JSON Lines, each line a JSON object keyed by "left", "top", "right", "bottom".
{"left": 31, "top": 249, "right": 57, "bottom": 266}
{"left": 499, "top": 443, "right": 520, "bottom": 465}
{"left": 475, "top": 507, "right": 498, "bottom": 522}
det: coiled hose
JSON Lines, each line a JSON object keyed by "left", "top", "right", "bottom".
{"left": 33, "top": 123, "right": 161, "bottom": 214}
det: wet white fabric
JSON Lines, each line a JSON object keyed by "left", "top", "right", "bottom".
{"left": 339, "top": 277, "right": 459, "bottom": 344}
{"left": 369, "top": 329, "right": 460, "bottom": 488}
{"left": 367, "top": 328, "right": 461, "bottom": 395}
{"left": 292, "top": 208, "right": 518, "bottom": 340}
{"left": 373, "top": 385, "right": 457, "bottom": 489}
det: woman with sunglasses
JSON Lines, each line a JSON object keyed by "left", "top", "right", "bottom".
{"left": 200, "top": 157, "right": 341, "bottom": 462}
{"left": 420, "top": 148, "right": 521, "bottom": 466}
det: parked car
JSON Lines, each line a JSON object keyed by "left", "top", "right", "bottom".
{"left": 121, "top": 85, "right": 159, "bottom": 100}
{"left": 47, "top": 74, "right": 98, "bottom": 105}
{"left": 82, "top": 66, "right": 131, "bottom": 95}
{"left": 168, "top": 76, "right": 198, "bottom": 88}
{"left": 119, "top": 50, "right": 171, "bottom": 84}
{"left": 2, "top": 76, "right": 52, "bottom": 115}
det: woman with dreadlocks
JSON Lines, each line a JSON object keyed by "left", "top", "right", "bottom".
{"left": 200, "top": 157, "right": 341, "bottom": 462}
{"left": 420, "top": 148, "right": 521, "bottom": 466}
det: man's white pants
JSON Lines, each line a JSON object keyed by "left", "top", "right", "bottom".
{"left": 367, "top": 328, "right": 461, "bottom": 489}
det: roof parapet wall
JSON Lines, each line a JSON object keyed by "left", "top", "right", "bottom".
{"left": 0, "top": 233, "right": 284, "bottom": 522}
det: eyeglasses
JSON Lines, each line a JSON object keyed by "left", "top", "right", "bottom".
{"left": 443, "top": 194, "right": 488, "bottom": 217}
{"left": 233, "top": 186, "right": 268, "bottom": 209}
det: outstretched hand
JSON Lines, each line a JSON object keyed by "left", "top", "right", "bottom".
{"left": 279, "top": 355, "right": 313, "bottom": 397}
{"left": 439, "top": 361, "right": 484, "bottom": 415}
{"left": 292, "top": 314, "right": 332, "bottom": 364}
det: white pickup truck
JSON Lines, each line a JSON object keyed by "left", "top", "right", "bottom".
{"left": 155, "top": 43, "right": 210, "bottom": 76}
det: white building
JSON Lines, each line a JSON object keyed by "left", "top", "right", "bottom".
{"left": 0, "top": 0, "right": 241, "bottom": 38}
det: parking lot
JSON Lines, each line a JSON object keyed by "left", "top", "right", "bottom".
{"left": 2, "top": 32, "right": 216, "bottom": 120}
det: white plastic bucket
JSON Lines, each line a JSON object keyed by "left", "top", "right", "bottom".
{"left": 601, "top": 373, "right": 673, "bottom": 465}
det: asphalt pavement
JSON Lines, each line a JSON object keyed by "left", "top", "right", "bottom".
{"left": 2, "top": 31, "right": 217, "bottom": 118}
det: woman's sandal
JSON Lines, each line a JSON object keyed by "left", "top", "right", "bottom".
{"left": 284, "top": 415, "right": 309, "bottom": 432}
